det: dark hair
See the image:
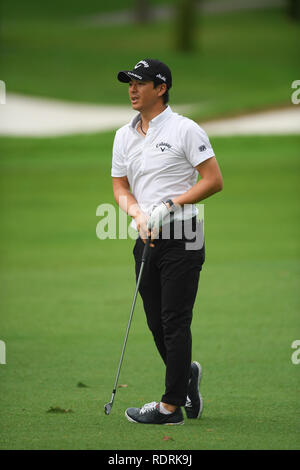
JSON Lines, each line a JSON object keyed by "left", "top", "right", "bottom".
{"left": 153, "top": 80, "right": 169, "bottom": 104}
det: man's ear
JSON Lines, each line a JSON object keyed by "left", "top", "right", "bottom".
{"left": 157, "top": 83, "right": 167, "bottom": 97}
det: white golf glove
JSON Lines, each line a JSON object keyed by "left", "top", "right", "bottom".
{"left": 147, "top": 201, "right": 174, "bottom": 239}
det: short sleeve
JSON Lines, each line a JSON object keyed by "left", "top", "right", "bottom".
{"left": 182, "top": 120, "right": 215, "bottom": 167}
{"left": 111, "top": 130, "right": 127, "bottom": 177}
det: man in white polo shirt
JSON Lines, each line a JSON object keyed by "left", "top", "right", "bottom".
{"left": 112, "top": 58, "right": 223, "bottom": 425}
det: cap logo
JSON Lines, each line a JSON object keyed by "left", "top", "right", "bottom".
{"left": 134, "top": 60, "right": 149, "bottom": 69}
{"left": 156, "top": 73, "right": 166, "bottom": 82}
{"left": 127, "top": 71, "right": 143, "bottom": 80}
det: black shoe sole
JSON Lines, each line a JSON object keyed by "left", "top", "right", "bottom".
{"left": 125, "top": 410, "right": 184, "bottom": 425}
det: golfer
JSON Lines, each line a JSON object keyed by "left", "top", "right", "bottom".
{"left": 112, "top": 58, "right": 223, "bottom": 425}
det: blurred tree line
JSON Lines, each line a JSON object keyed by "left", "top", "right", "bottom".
{"left": 134, "top": 0, "right": 200, "bottom": 51}
{"left": 287, "top": 0, "right": 300, "bottom": 19}
{"left": 134, "top": 0, "right": 300, "bottom": 52}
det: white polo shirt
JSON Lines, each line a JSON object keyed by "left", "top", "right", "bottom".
{"left": 111, "top": 105, "right": 215, "bottom": 226}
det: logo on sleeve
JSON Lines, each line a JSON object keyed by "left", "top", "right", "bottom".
{"left": 199, "top": 145, "right": 207, "bottom": 152}
{"left": 156, "top": 141, "right": 172, "bottom": 152}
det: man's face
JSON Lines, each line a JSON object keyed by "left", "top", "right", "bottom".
{"left": 128, "top": 80, "right": 165, "bottom": 111}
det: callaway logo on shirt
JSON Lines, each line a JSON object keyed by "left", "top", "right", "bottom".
{"left": 156, "top": 141, "right": 172, "bottom": 152}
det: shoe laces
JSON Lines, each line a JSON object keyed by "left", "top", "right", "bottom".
{"left": 140, "top": 402, "right": 157, "bottom": 414}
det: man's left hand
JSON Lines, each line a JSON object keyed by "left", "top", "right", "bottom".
{"left": 147, "top": 201, "right": 172, "bottom": 240}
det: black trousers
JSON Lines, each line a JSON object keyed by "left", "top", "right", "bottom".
{"left": 133, "top": 217, "right": 205, "bottom": 407}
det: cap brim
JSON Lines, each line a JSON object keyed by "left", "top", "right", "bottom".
{"left": 117, "top": 70, "right": 152, "bottom": 83}
{"left": 118, "top": 71, "right": 132, "bottom": 83}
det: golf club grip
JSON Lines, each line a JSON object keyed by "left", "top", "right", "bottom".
{"left": 141, "top": 237, "right": 151, "bottom": 262}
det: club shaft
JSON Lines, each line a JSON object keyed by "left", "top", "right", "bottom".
{"left": 109, "top": 239, "right": 150, "bottom": 405}
{"left": 111, "top": 260, "right": 145, "bottom": 395}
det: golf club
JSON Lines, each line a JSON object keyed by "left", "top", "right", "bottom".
{"left": 104, "top": 237, "right": 151, "bottom": 415}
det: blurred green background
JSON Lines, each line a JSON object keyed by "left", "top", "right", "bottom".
{"left": 0, "top": 0, "right": 299, "bottom": 451}
{"left": 1, "top": 0, "right": 300, "bottom": 118}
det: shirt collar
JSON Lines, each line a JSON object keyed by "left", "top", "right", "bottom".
{"left": 130, "top": 113, "right": 141, "bottom": 130}
{"left": 149, "top": 105, "right": 172, "bottom": 127}
{"left": 130, "top": 105, "right": 173, "bottom": 130}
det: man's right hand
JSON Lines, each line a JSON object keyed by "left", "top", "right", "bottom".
{"left": 133, "top": 211, "right": 154, "bottom": 247}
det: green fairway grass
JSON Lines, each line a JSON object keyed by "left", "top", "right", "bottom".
{"left": 1, "top": 4, "right": 299, "bottom": 120}
{"left": 0, "top": 132, "right": 299, "bottom": 450}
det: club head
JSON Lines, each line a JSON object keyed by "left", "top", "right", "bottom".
{"left": 104, "top": 402, "right": 112, "bottom": 415}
